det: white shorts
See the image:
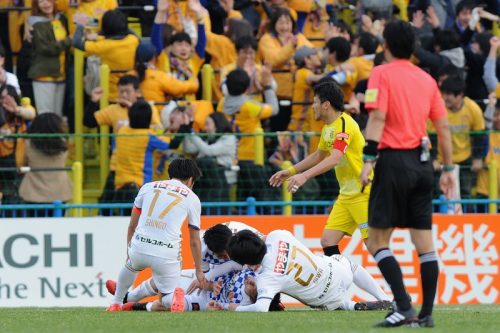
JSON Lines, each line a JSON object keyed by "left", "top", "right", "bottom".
{"left": 127, "top": 246, "right": 181, "bottom": 294}
{"left": 185, "top": 292, "right": 211, "bottom": 311}
{"left": 322, "top": 255, "right": 355, "bottom": 310}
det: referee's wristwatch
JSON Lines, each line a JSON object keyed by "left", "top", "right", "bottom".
{"left": 442, "top": 165, "right": 455, "bottom": 172}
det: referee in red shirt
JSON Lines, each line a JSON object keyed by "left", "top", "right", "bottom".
{"left": 360, "top": 21, "right": 455, "bottom": 328}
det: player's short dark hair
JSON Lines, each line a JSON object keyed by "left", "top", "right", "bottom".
{"left": 169, "top": 32, "right": 192, "bottom": 45}
{"left": 226, "top": 69, "right": 250, "bottom": 96}
{"left": 128, "top": 100, "right": 151, "bottom": 129}
{"left": 203, "top": 224, "right": 233, "bottom": 254}
{"left": 168, "top": 158, "right": 202, "bottom": 182}
{"left": 325, "top": 37, "right": 351, "bottom": 63}
{"left": 0, "top": 42, "right": 5, "bottom": 58}
{"left": 118, "top": 75, "right": 140, "bottom": 89}
{"left": 434, "top": 29, "right": 460, "bottom": 51}
{"left": 313, "top": 77, "right": 345, "bottom": 111}
{"left": 358, "top": 32, "right": 379, "bottom": 55}
{"left": 383, "top": 20, "right": 415, "bottom": 59}
{"left": 440, "top": 76, "right": 466, "bottom": 95}
{"left": 228, "top": 230, "right": 266, "bottom": 266}
{"left": 456, "top": 0, "right": 475, "bottom": 16}
{"left": 236, "top": 35, "right": 257, "bottom": 52}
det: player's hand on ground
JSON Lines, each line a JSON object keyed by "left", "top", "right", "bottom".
{"left": 439, "top": 171, "right": 455, "bottom": 199}
{"left": 207, "top": 301, "right": 224, "bottom": 311}
{"left": 287, "top": 174, "right": 307, "bottom": 193}
{"left": 269, "top": 169, "right": 291, "bottom": 187}
{"left": 360, "top": 162, "right": 373, "bottom": 187}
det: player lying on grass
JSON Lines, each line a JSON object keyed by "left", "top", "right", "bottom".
{"left": 106, "top": 222, "right": 263, "bottom": 303}
{"left": 207, "top": 229, "right": 393, "bottom": 312}
{"left": 118, "top": 268, "right": 285, "bottom": 312}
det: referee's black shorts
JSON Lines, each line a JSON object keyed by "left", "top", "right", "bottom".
{"left": 368, "top": 148, "right": 434, "bottom": 230}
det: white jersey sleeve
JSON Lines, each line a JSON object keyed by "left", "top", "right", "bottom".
{"left": 133, "top": 182, "right": 150, "bottom": 209}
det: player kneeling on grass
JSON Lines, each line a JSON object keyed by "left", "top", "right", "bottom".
{"left": 208, "top": 230, "right": 392, "bottom": 312}
{"left": 105, "top": 222, "right": 264, "bottom": 304}
{"left": 106, "top": 159, "right": 206, "bottom": 312}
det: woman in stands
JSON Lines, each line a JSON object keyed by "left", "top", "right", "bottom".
{"left": 19, "top": 113, "right": 72, "bottom": 217}
{"left": 27, "top": 0, "right": 70, "bottom": 117}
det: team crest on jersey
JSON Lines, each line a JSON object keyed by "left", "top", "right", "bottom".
{"left": 273, "top": 241, "right": 290, "bottom": 274}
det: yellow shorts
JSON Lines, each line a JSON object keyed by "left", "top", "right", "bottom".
{"left": 325, "top": 195, "right": 369, "bottom": 239}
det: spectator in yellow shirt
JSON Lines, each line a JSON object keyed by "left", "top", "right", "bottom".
{"left": 324, "top": 36, "right": 356, "bottom": 102}
{"left": 223, "top": 67, "right": 279, "bottom": 202}
{"left": 133, "top": 41, "right": 199, "bottom": 106}
{"left": 73, "top": 9, "right": 140, "bottom": 101}
{"left": 289, "top": 46, "right": 323, "bottom": 133}
{"left": 58, "top": 0, "right": 117, "bottom": 37}
{"left": 476, "top": 99, "right": 500, "bottom": 212}
{"left": 258, "top": 7, "right": 313, "bottom": 130}
{"left": 434, "top": 76, "right": 486, "bottom": 200}
{"left": 83, "top": 75, "right": 161, "bottom": 209}
{"left": 348, "top": 32, "right": 379, "bottom": 84}
{"left": 152, "top": 0, "right": 206, "bottom": 101}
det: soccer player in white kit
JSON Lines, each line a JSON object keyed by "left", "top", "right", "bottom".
{"left": 222, "top": 229, "right": 392, "bottom": 312}
{"left": 106, "top": 159, "right": 206, "bottom": 312}
{"left": 106, "top": 222, "right": 263, "bottom": 304}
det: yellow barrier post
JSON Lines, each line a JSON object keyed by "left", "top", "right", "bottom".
{"left": 394, "top": 0, "right": 408, "bottom": 21}
{"left": 493, "top": 22, "right": 500, "bottom": 36}
{"left": 281, "top": 160, "right": 293, "bottom": 216}
{"left": 74, "top": 50, "right": 84, "bottom": 166}
{"left": 254, "top": 127, "right": 264, "bottom": 166}
{"left": 99, "top": 64, "right": 111, "bottom": 189}
{"left": 72, "top": 161, "right": 83, "bottom": 217}
{"left": 488, "top": 160, "right": 498, "bottom": 213}
{"left": 201, "top": 64, "right": 213, "bottom": 102}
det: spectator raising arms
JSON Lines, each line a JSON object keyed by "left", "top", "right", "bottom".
{"left": 133, "top": 41, "right": 199, "bottom": 106}
{"left": 19, "top": 113, "right": 72, "bottom": 216}
{"left": 27, "top": 0, "right": 71, "bottom": 117}
{"left": 258, "top": 7, "right": 313, "bottom": 130}
{"left": 73, "top": 9, "right": 139, "bottom": 101}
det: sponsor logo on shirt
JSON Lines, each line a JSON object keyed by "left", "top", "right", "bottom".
{"left": 273, "top": 241, "right": 290, "bottom": 274}
{"left": 153, "top": 182, "right": 189, "bottom": 197}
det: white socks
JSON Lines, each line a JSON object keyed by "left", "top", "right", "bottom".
{"left": 113, "top": 266, "right": 138, "bottom": 304}
{"left": 353, "top": 265, "right": 391, "bottom": 301}
{"left": 127, "top": 278, "right": 156, "bottom": 302}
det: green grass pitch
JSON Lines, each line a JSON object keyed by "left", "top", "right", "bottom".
{"left": 1, "top": 305, "right": 499, "bottom": 333}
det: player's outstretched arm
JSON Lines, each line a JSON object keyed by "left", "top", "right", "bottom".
{"left": 269, "top": 149, "right": 327, "bottom": 187}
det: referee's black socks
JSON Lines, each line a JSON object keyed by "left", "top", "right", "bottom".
{"left": 374, "top": 248, "right": 412, "bottom": 311}
{"left": 323, "top": 245, "right": 340, "bottom": 256}
{"left": 418, "top": 251, "right": 439, "bottom": 319}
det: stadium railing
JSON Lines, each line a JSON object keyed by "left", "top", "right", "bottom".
{"left": 0, "top": 161, "right": 83, "bottom": 217}
{"left": 1, "top": 198, "right": 499, "bottom": 218}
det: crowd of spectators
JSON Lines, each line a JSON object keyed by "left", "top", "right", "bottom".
{"left": 0, "top": 0, "right": 499, "bottom": 213}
